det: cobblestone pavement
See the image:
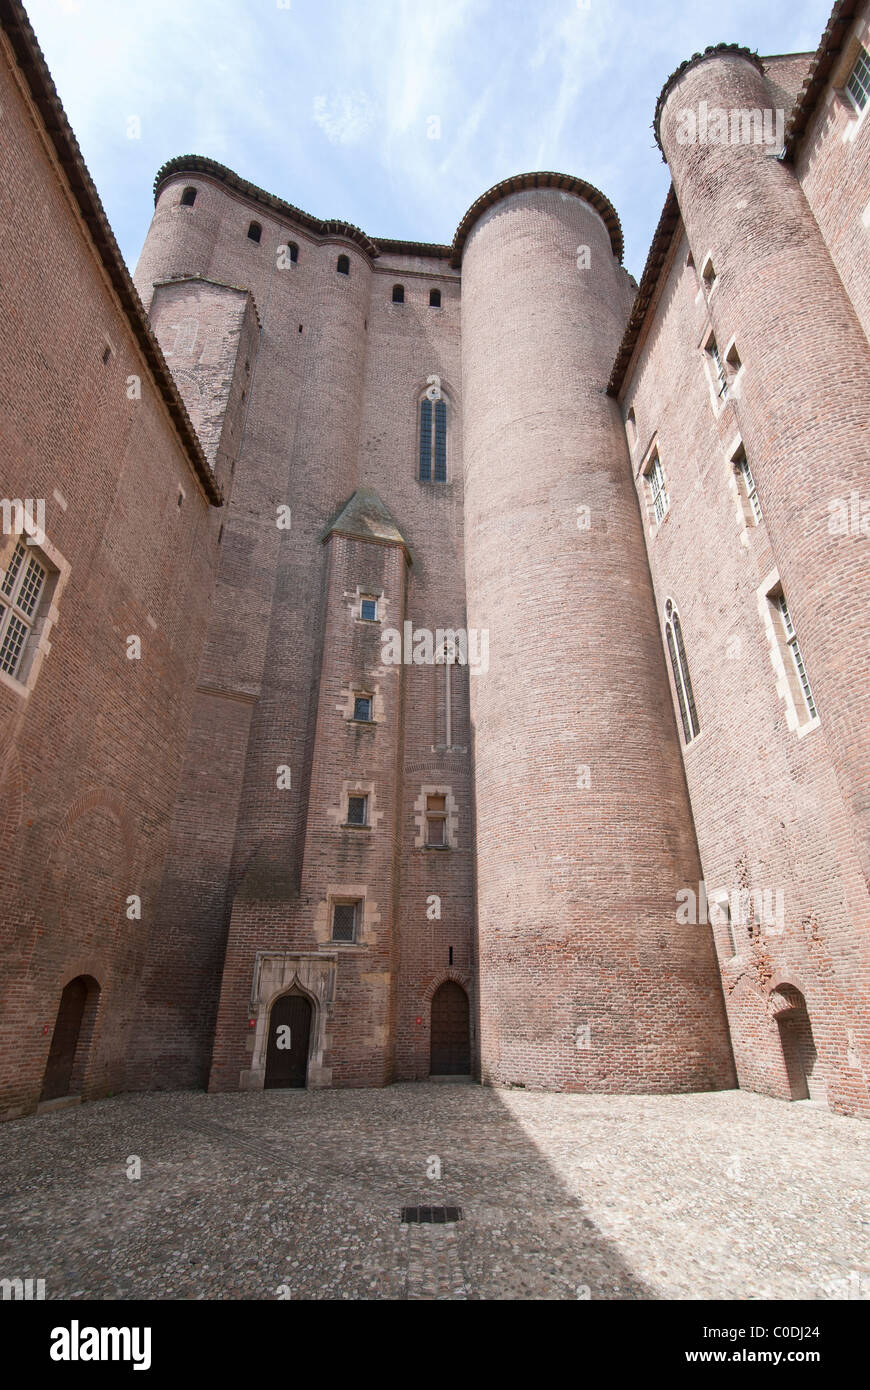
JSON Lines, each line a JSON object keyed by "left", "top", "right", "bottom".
{"left": 0, "top": 1085, "right": 866, "bottom": 1300}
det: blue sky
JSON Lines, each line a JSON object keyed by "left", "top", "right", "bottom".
{"left": 27, "top": 0, "right": 831, "bottom": 279}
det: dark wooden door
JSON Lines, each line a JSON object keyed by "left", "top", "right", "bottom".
{"left": 41, "top": 977, "right": 88, "bottom": 1101}
{"left": 265, "top": 993, "right": 312, "bottom": 1089}
{"left": 430, "top": 982, "right": 470, "bottom": 1075}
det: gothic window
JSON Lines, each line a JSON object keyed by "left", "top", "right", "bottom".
{"left": 664, "top": 599, "right": 700, "bottom": 744}
{"left": 337, "top": 254, "right": 350, "bottom": 275}
{"left": 419, "top": 396, "right": 447, "bottom": 482}
{"left": 392, "top": 284, "right": 405, "bottom": 303}
{"left": 247, "top": 221, "right": 262, "bottom": 243}
{"left": 180, "top": 187, "right": 196, "bottom": 206}
{"left": 0, "top": 539, "right": 48, "bottom": 680}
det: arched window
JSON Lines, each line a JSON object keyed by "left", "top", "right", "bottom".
{"left": 336, "top": 254, "right": 350, "bottom": 275}
{"left": 419, "top": 394, "right": 447, "bottom": 482}
{"left": 429, "top": 288, "right": 441, "bottom": 308}
{"left": 180, "top": 187, "right": 197, "bottom": 207}
{"left": 664, "top": 599, "right": 700, "bottom": 743}
{"left": 247, "top": 221, "right": 262, "bottom": 243}
{"left": 287, "top": 241, "right": 298, "bottom": 263}
{"left": 392, "top": 284, "right": 405, "bottom": 303}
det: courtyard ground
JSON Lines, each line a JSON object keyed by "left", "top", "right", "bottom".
{"left": 0, "top": 1083, "right": 865, "bottom": 1300}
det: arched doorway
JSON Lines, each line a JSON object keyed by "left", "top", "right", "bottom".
{"left": 40, "top": 975, "right": 100, "bottom": 1102}
{"left": 430, "top": 981, "right": 470, "bottom": 1075}
{"left": 773, "top": 985, "right": 824, "bottom": 1102}
{"left": 264, "top": 991, "right": 312, "bottom": 1089}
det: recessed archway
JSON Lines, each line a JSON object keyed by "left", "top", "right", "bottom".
{"left": 430, "top": 980, "right": 470, "bottom": 1076}
{"left": 40, "top": 975, "right": 101, "bottom": 1102}
{"left": 264, "top": 990, "right": 313, "bottom": 1089}
{"left": 771, "top": 985, "right": 824, "bottom": 1102}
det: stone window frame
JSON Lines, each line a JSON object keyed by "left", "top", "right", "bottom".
{"left": 699, "top": 252, "right": 717, "bottom": 298}
{"left": 0, "top": 526, "right": 69, "bottom": 699}
{"left": 348, "top": 585, "right": 387, "bottom": 625}
{"left": 729, "top": 439, "right": 762, "bottom": 532}
{"left": 709, "top": 890, "right": 739, "bottom": 961}
{"left": 832, "top": 24, "right": 870, "bottom": 135}
{"left": 758, "top": 570, "right": 820, "bottom": 739}
{"left": 663, "top": 597, "right": 701, "bottom": 747}
{"left": 315, "top": 885, "right": 378, "bottom": 949}
{"left": 639, "top": 437, "right": 670, "bottom": 533}
{"left": 624, "top": 405, "right": 637, "bottom": 451}
{"left": 414, "top": 783, "right": 459, "bottom": 850}
{"left": 336, "top": 682, "right": 385, "bottom": 725}
{"left": 702, "top": 327, "right": 729, "bottom": 414}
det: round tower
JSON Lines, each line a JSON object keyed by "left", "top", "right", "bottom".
{"left": 460, "top": 176, "right": 734, "bottom": 1092}
{"left": 657, "top": 50, "right": 870, "bottom": 890}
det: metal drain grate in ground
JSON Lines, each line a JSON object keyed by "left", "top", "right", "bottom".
{"left": 401, "top": 1205, "right": 462, "bottom": 1224}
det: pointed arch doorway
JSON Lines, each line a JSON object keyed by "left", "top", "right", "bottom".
{"left": 264, "top": 991, "right": 312, "bottom": 1089}
{"left": 430, "top": 981, "right": 470, "bottom": 1075}
{"left": 40, "top": 975, "right": 100, "bottom": 1102}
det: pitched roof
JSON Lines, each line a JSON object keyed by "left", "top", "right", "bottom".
{"left": 321, "top": 488, "right": 411, "bottom": 562}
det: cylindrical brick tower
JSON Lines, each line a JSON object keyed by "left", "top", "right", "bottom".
{"left": 657, "top": 50, "right": 870, "bottom": 891}
{"left": 460, "top": 176, "right": 735, "bottom": 1091}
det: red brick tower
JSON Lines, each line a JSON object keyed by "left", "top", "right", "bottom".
{"left": 657, "top": 48, "right": 870, "bottom": 892}
{"left": 460, "top": 178, "right": 735, "bottom": 1091}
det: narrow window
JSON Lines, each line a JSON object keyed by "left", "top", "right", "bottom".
{"left": 775, "top": 592, "right": 817, "bottom": 720}
{"left": 426, "top": 794, "right": 448, "bottom": 847}
{"left": 332, "top": 901, "right": 359, "bottom": 942}
{"left": 733, "top": 443, "right": 762, "bottom": 525}
{"left": 247, "top": 221, "right": 262, "bottom": 243}
{"left": 418, "top": 395, "right": 448, "bottom": 482}
{"left": 288, "top": 242, "right": 299, "bottom": 263}
{"left": 360, "top": 596, "right": 378, "bottom": 621}
{"left": 644, "top": 450, "right": 669, "bottom": 524}
{"left": 707, "top": 335, "right": 728, "bottom": 398}
{"left": 701, "top": 256, "right": 716, "bottom": 291}
{"left": 725, "top": 341, "right": 742, "bottom": 377}
{"left": 664, "top": 598, "right": 700, "bottom": 743}
{"left": 337, "top": 254, "right": 350, "bottom": 275}
{"left": 429, "top": 288, "right": 441, "bottom": 308}
{"left": 353, "top": 694, "right": 372, "bottom": 722}
{"left": 346, "top": 794, "right": 368, "bottom": 826}
{"left": 180, "top": 187, "right": 197, "bottom": 207}
{"left": 847, "top": 43, "right": 870, "bottom": 112}
{"left": 0, "top": 540, "right": 48, "bottom": 680}
{"left": 625, "top": 406, "right": 637, "bottom": 448}
{"left": 392, "top": 284, "right": 405, "bottom": 303}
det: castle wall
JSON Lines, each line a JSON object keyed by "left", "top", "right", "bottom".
{"left": 460, "top": 186, "right": 735, "bottom": 1093}
{"left": 624, "top": 49, "right": 870, "bottom": 1117}
{"left": 795, "top": 1, "right": 870, "bottom": 345}
{"left": 0, "top": 27, "right": 221, "bottom": 1117}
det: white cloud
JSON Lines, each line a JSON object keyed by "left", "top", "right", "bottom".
{"left": 313, "top": 91, "right": 378, "bottom": 146}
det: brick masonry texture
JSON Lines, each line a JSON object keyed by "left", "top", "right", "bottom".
{"left": 0, "top": 0, "right": 868, "bottom": 1122}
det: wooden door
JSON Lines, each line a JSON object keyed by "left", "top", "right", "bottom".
{"left": 41, "top": 977, "right": 88, "bottom": 1101}
{"left": 430, "top": 981, "right": 470, "bottom": 1075}
{"left": 265, "top": 993, "right": 312, "bottom": 1089}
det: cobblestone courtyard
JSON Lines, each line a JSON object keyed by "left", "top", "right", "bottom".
{"left": 0, "top": 1084, "right": 866, "bottom": 1300}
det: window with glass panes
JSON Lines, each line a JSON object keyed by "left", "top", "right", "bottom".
{"left": 419, "top": 397, "right": 447, "bottom": 481}
{"left": 0, "top": 540, "right": 47, "bottom": 679}
{"left": 847, "top": 44, "right": 870, "bottom": 111}
{"left": 645, "top": 452, "right": 669, "bottom": 524}
{"left": 777, "top": 594, "right": 817, "bottom": 720}
{"left": 426, "top": 793, "right": 448, "bottom": 846}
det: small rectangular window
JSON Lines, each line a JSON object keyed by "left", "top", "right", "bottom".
{"left": 776, "top": 593, "right": 817, "bottom": 721}
{"left": 426, "top": 793, "right": 447, "bottom": 847}
{"left": 332, "top": 901, "right": 359, "bottom": 941}
{"left": 644, "top": 451, "right": 669, "bottom": 524}
{"left": 360, "top": 597, "right": 378, "bottom": 621}
{"left": 707, "top": 335, "right": 728, "bottom": 398}
{"left": 347, "top": 795, "right": 368, "bottom": 825}
{"left": 733, "top": 444, "right": 762, "bottom": 525}
{"left": 353, "top": 695, "right": 372, "bottom": 722}
{"left": 847, "top": 43, "right": 870, "bottom": 111}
